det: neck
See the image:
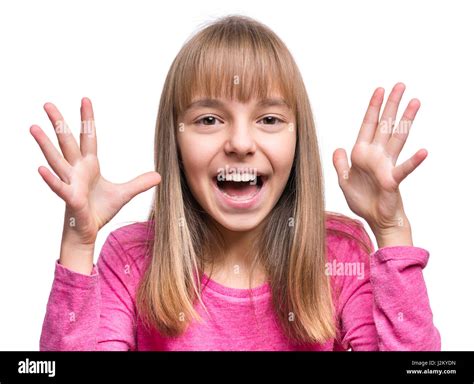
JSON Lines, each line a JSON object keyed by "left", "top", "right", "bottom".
{"left": 204, "top": 222, "right": 267, "bottom": 289}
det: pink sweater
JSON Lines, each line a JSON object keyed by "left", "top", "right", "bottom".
{"left": 40, "top": 218, "right": 441, "bottom": 351}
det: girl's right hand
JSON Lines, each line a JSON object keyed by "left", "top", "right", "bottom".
{"left": 30, "top": 97, "right": 161, "bottom": 247}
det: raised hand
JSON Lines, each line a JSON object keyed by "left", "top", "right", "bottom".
{"left": 332, "top": 83, "right": 427, "bottom": 246}
{"left": 31, "top": 98, "right": 161, "bottom": 271}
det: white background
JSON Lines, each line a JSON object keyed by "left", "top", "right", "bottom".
{"left": 0, "top": 0, "right": 472, "bottom": 350}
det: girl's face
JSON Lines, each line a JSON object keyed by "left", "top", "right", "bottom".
{"left": 177, "top": 96, "right": 296, "bottom": 232}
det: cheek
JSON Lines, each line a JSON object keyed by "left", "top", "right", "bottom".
{"left": 178, "top": 132, "right": 219, "bottom": 188}
{"left": 260, "top": 131, "right": 296, "bottom": 177}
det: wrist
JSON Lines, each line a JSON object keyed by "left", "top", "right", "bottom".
{"left": 60, "top": 234, "right": 96, "bottom": 275}
{"left": 369, "top": 216, "right": 413, "bottom": 248}
{"left": 61, "top": 228, "right": 97, "bottom": 248}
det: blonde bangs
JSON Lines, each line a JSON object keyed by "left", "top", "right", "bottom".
{"left": 171, "top": 17, "right": 298, "bottom": 119}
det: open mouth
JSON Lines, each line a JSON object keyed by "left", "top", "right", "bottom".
{"left": 213, "top": 175, "right": 265, "bottom": 201}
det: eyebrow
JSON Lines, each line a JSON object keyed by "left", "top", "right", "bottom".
{"left": 257, "top": 98, "right": 290, "bottom": 109}
{"left": 185, "top": 97, "right": 291, "bottom": 112}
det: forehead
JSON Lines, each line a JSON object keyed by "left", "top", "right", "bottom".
{"left": 184, "top": 96, "right": 291, "bottom": 112}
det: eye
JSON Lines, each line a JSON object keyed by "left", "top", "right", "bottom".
{"left": 195, "top": 116, "right": 222, "bottom": 125}
{"left": 258, "top": 116, "right": 284, "bottom": 125}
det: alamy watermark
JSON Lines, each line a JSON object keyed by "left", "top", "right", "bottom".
{"left": 18, "top": 358, "right": 55, "bottom": 378}
{"left": 325, "top": 260, "right": 365, "bottom": 280}
{"left": 54, "top": 120, "right": 96, "bottom": 138}
{"left": 216, "top": 165, "right": 258, "bottom": 185}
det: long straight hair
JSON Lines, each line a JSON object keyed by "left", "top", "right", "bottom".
{"left": 136, "top": 15, "right": 370, "bottom": 343}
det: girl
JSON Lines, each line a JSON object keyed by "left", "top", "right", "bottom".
{"left": 33, "top": 15, "right": 440, "bottom": 351}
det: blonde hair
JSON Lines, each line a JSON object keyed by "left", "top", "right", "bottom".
{"left": 136, "top": 15, "right": 369, "bottom": 343}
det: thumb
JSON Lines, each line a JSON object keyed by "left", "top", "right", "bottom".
{"left": 119, "top": 171, "right": 161, "bottom": 204}
{"left": 332, "top": 148, "right": 350, "bottom": 186}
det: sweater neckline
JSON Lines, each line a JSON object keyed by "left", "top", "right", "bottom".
{"left": 201, "top": 273, "right": 271, "bottom": 298}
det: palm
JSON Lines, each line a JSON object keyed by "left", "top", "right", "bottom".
{"left": 65, "top": 158, "right": 117, "bottom": 241}
{"left": 333, "top": 83, "right": 427, "bottom": 230}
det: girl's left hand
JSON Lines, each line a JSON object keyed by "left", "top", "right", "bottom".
{"left": 332, "top": 82, "right": 427, "bottom": 239}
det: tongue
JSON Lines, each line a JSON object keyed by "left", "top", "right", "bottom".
{"left": 219, "top": 181, "right": 259, "bottom": 198}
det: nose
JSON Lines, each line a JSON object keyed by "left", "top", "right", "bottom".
{"left": 223, "top": 122, "right": 257, "bottom": 158}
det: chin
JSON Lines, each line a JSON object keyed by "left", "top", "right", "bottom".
{"left": 212, "top": 212, "right": 268, "bottom": 232}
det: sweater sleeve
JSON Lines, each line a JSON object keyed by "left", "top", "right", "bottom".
{"left": 335, "top": 233, "right": 441, "bottom": 351}
{"left": 369, "top": 246, "right": 441, "bottom": 350}
{"left": 39, "top": 233, "right": 138, "bottom": 351}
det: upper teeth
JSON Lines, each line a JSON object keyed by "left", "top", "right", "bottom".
{"left": 224, "top": 173, "right": 257, "bottom": 182}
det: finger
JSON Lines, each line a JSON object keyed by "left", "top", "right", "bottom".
{"left": 43, "top": 102, "right": 82, "bottom": 164}
{"left": 332, "top": 148, "right": 350, "bottom": 186}
{"left": 80, "top": 97, "right": 97, "bottom": 156}
{"left": 385, "top": 98, "right": 421, "bottom": 162}
{"left": 356, "top": 87, "right": 385, "bottom": 144}
{"left": 30, "top": 125, "right": 72, "bottom": 183}
{"left": 119, "top": 172, "right": 162, "bottom": 204}
{"left": 38, "top": 166, "right": 71, "bottom": 201}
{"left": 392, "top": 149, "right": 428, "bottom": 184}
{"left": 373, "top": 82, "right": 406, "bottom": 145}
